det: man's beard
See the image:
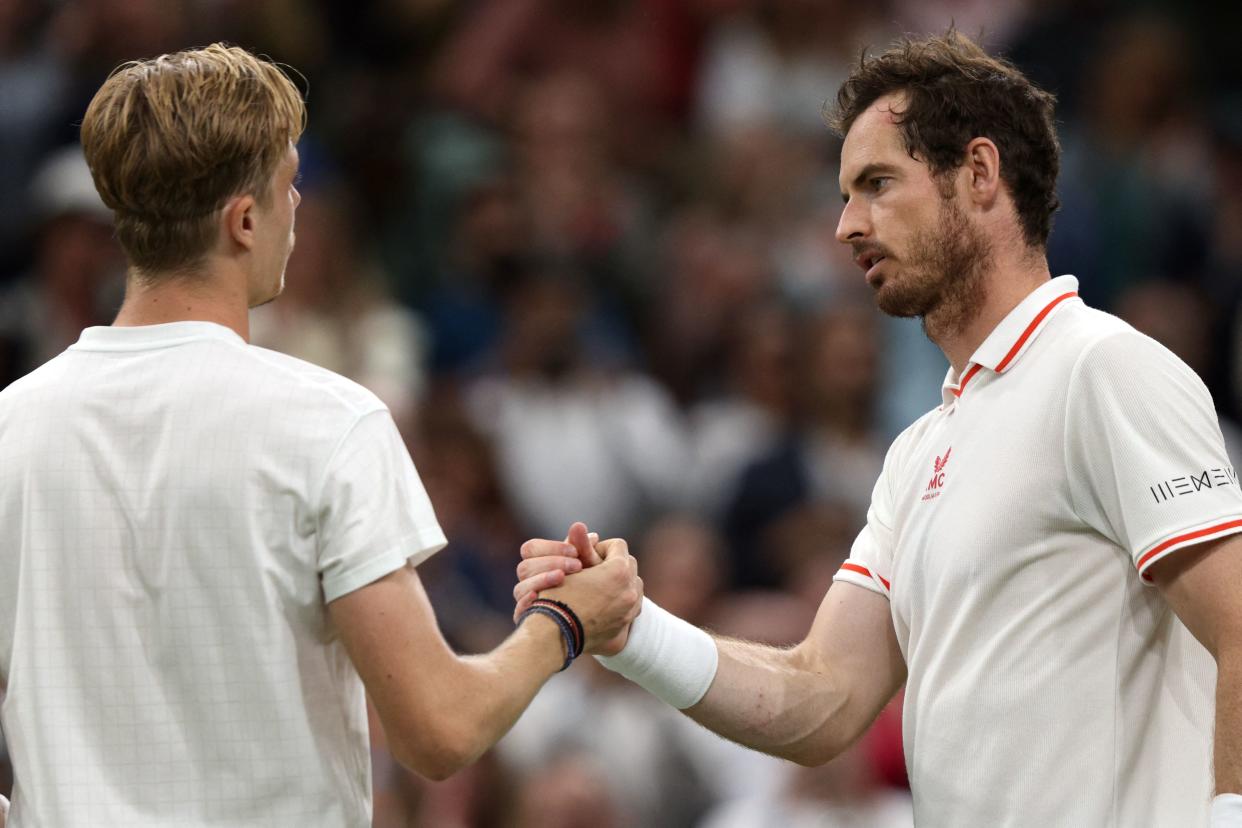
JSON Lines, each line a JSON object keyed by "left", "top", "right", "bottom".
{"left": 873, "top": 196, "right": 991, "bottom": 342}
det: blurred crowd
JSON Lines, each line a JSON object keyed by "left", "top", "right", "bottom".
{"left": 2, "top": 0, "right": 1240, "bottom": 825}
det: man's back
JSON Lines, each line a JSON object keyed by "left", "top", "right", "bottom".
{"left": 0, "top": 321, "right": 445, "bottom": 825}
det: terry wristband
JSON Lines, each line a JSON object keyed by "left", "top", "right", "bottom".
{"left": 595, "top": 597, "right": 718, "bottom": 709}
{"left": 1212, "top": 793, "right": 1242, "bottom": 826}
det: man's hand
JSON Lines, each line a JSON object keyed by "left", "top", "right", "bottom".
{"left": 513, "top": 522, "right": 638, "bottom": 655}
{"left": 512, "top": 522, "right": 600, "bottom": 621}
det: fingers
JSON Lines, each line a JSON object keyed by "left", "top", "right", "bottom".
{"left": 512, "top": 589, "right": 540, "bottom": 624}
{"left": 512, "top": 568, "right": 566, "bottom": 610}
{"left": 596, "top": 537, "right": 630, "bottom": 561}
{"left": 521, "top": 538, "right": 578, "bottom": 560}
{"left": 516, "top": 555, "right": 582, "bottom": 582}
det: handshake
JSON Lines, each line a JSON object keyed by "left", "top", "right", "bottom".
{"left": 509, "top": 521, "right": 720, "bottom": 713}
{"left": 510, "top": 521, "right": 642, "bottom": 661}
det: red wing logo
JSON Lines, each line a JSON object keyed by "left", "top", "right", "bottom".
{"left": 923, "top": 446, "right": 952, "bottom": 501}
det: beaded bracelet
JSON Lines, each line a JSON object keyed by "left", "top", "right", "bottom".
{"left": 519, "top": 604, "right": 578, "bottom": 671}
{"left": 531, "top": 598, "right": 585, "bottom": 656}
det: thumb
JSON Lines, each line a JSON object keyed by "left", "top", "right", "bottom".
{"left": 566, "top": 521, "right": 603, "bottom": 566}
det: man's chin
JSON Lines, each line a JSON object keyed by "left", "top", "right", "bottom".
{"left": 873, "top": 279, "right": 928, "bottom": 319}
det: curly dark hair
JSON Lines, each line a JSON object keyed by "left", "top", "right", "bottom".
{"left": 829, "top": 31, "right": 1061, "bottom": 248}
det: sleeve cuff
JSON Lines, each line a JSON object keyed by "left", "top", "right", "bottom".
{"left": 833, "top": 561, "right": 891, "bottom": 597}
{"left": 322, "top": 526, "right": 448, "bottom": 603}
{"left": 1135, "top": 515, "right": 1242, "bottom": 583}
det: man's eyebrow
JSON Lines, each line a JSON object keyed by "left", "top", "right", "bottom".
{"left": 840, "top": 163, "right": 901, "bottom": 203}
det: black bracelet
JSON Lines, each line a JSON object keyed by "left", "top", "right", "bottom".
{"left": 532, "top": 598, "right": 584, "bottom": 656}
{"left": 519, "top": 605, "right": 577, "bottom": 671}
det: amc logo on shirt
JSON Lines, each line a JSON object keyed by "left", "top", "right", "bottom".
{"left": 922, "top": 447, "right": 952, "bottom": 502}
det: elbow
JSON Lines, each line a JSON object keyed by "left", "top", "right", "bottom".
{"left": 388, "top": 723, "right": 479, "bottom": 781}
{"left": 783, "top": 738, "right": 842, "bottom": 769}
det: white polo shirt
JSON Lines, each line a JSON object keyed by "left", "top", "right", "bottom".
{"left": 834, "top": 276, "right": 1242, "bottom": 827}
{"left": 0, "top": 321, "right": 446, "bottom": 826}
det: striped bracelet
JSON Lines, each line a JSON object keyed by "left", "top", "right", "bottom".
{"left": 519, "top": 604, "right": 578, "bottom": 671}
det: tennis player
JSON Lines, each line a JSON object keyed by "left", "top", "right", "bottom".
{"left": 516, "top": 32, "right": 1242, "bottom": 826}
{"left": 0, "top": 44, "right": 640, "bottom": 826}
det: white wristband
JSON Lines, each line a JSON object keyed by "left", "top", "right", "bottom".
{"left": 595, "top": 597, "right": 718, "bottom": 709}
{"left": 1213, "top": 794, "right": 1242, "bottom": 826}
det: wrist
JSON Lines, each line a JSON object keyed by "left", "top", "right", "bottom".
{"left": 520, "top": 611, "right": 569, "bottom": 674}
{"left": 595, "top": 597, "right": 718, "bottom": 709}
{"left": 1213, "top": 793, "right": 1242, "bottom": 826}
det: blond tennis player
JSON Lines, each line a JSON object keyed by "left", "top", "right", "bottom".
{"left": 0, "top": 44, "right": 640, "bottom": 826}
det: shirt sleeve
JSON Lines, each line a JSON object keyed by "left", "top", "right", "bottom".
{"left": 315, "top": 408, "right": 447, "bottom": 602}
{"left": 834, "top": 442, "right": 898, "bottom": 599}
{"left": 1065, "top": 330, "right": 1242, "bottom": 582}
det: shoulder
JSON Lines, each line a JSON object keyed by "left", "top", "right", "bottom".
{"left": 242, "top": 344, "right": 388, "bottom": 419}
{"left": 1062, "top": 307, "right": 1201, "bottom": 392}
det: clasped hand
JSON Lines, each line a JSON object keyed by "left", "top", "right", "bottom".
{"left": 513, "top": 522, "right": 641, "bottom": 656}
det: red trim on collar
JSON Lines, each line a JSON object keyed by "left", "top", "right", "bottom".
{"left": 950, "top": 291, "right": 1078, "bottom": 399}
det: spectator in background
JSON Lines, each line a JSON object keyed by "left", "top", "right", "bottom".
{"left": 0, "top": 146, "right": 123, "bottom": 388}
{"left": 0, "top": 0, "right": 71, "bottom": 269}
{"left": 410, "top": 389, "right": 532, "bottom": 653}
{"left": 694, "top": 0, "right": 871, "bottom": 138}
{"left": 687, "top": 302, "right": 794, "bottom": 518}
{"left": 1050, "top": 12, "right": 1213, "bottom": 308}
{"left": 725, "top": 303, "right": 884, "bottom": 586}
{"left": 646, "top": 209, "right": 774, "bottom": 404}
{"left": 511, "top": 754, "right": 624, "bottom": 828}
{"left": 467, "top": 267, "right": 691, "bottom": 540}
{"left": 433, "top": 0, "right": 701, "bottom": 166}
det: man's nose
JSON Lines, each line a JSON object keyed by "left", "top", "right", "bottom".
{"left": 835, "top": 198, "right": 870, "bottom": 245}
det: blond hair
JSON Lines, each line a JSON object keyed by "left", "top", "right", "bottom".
{"left": 81, "top": 43, "right": 306, "bottom": 277}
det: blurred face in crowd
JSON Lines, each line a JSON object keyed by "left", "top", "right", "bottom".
{"left": 247, "top": 143, "right": 302, "bottom": 308}
{"left": 836, "top": 93, "right": 990, "bottom": 327}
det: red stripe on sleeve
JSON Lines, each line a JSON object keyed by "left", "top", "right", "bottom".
{"left": 840, "top": 562, "right": 890, "bottom": 591}
{"left": 1136, "top": 518, "right": 1242, "bottom": 573}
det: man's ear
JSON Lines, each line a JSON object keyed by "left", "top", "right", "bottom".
{"left": 222, "top": 194, "right": 258, "bottom": 252}
{"left": 963, "top": 137, "right": 1001, "bottom": 207}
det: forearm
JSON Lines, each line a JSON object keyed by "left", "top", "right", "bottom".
{"left": 434, "top": 616, "right": 565, "bottom": 770}
{"left": 596, "top": 592, "right": 899, "bottom": 767}
{"left": 687, "top": 637, "right": 858, "bottom": 766}
{"left": 1217, "top": 646, "right": 1242, "bottom": 794}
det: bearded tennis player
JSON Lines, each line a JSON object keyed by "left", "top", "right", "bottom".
{"left": 0, "top": 44, "right": 641, "bottom": 826}
{"left": 516, "top": 32, "right": 1242, "bottom": 827}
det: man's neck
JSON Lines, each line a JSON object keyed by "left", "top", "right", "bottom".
{"left": 112, "top": 265, "right": 251, "bottom": 342}
{"left": 930, "top": 252, "right": 1051, "bottom": 375}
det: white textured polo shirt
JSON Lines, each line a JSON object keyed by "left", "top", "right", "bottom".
{"left": 834, "top": 276, "right": 1242, "bottom": 827}
{"left": 0, "top": 321, "right": 446, "bottom": 826}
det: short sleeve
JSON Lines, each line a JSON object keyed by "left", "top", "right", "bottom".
{"left": 316, "top": 409, "right": 447, "bottom": 602}
{"left": 1065, "top": 331, "right": 1242, "bottom": 581}
{"left": 834, "top": 444, "right": 898, "bottom": 598}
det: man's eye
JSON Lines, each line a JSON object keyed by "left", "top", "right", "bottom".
{"left": 871, "top": 176, "right": 891, "bottom": 191}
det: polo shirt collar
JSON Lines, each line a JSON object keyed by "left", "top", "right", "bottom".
{"left": 71, "top": 321, "right": 245, "bottom": 352}
{"left": 941, "top": 275, "right": 1081, "bottom": 405}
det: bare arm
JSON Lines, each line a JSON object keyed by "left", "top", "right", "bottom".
{"left": 515, "top": 537, "right": 905, "bottom": 766}
{"left": 686, "top": 580, "right": 905, "bottom": 766}
{"left": 332, "top": 542, "right": 639, "bottom": 780}
{"left": 1151, "top": 533, "right": 1242, "bottom": 794}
